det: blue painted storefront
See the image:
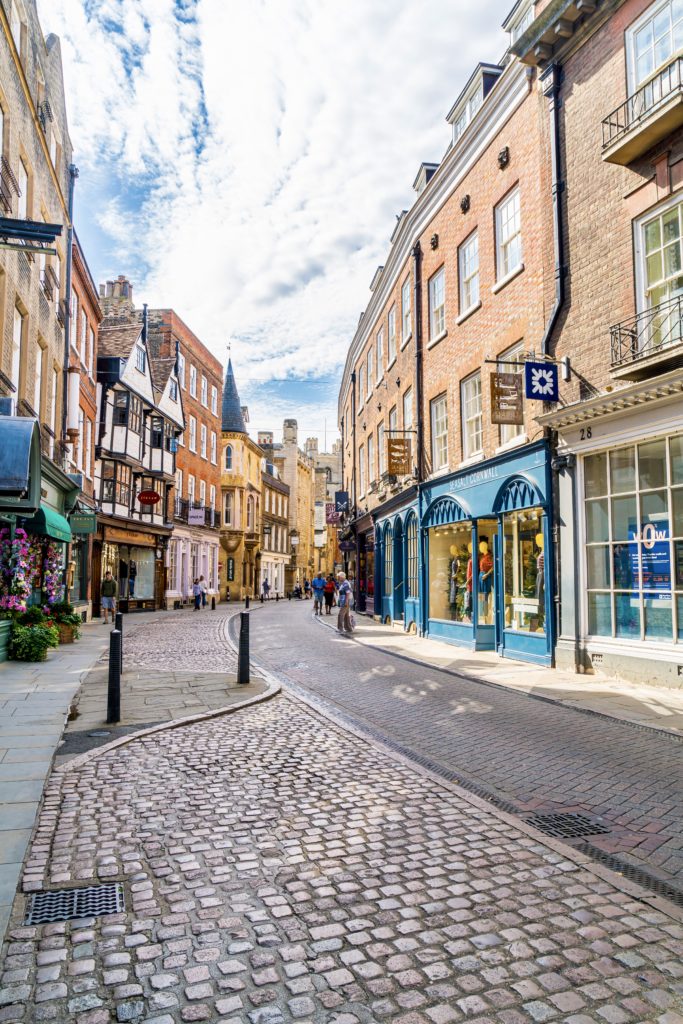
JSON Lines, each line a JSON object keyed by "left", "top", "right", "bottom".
{"left": 419, "top": 441, "right": 554, "bottom": 665}
{"left": 373, "top": 500, "right": 420, "bottom": 633}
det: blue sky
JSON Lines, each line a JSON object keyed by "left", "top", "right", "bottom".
{"left": 38, "top": 0, "right": 507, "bottom": 443}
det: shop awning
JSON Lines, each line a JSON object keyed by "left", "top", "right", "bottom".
{"left": 24, "top": 504, "right": 72, "bottom": 543}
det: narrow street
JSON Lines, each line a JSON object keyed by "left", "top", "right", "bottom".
{"left": 0, "top": 606, "right": 682, "bottom": 1024}
{"left": 247, "top": 603, "right": 683, "bottom": 895}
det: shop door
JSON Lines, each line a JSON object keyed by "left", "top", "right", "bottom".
{"left": 91, "top": 543, "right": 102, "bottom": 618}
{"left": 155, "top": 558, "right": 165, "bottom": 610}
{"left": 393, "top": 521, "right": 404, "bottom": 620}
{"left": 474, "top": 518, "right": 497, "bottom": 650}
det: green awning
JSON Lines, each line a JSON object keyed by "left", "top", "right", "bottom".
{"left": 24, "top": 504, "right": 72, "bottom": 543}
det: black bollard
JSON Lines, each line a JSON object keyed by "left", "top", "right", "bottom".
{"left": 114, "top": 611, "right": 123, "bottom": 660}
{"left": 237, "top": 611, "right": 250, "bottom": 684}
{"left": 287, "top": 591, "right": 291, "bottom": 601}
{"left": 245, "top": 594, "right": 250, "bottom": 609}
{"left": 260, "top": 593, "right": 264, "bottom": 604}
{"left": 107, "top": 629, "right": 122, "bottom": 723}
{"left": 211, "top": 595, "right": 216, "bottom": 610}
{"left": 276, "top": 593, "right": 279, "bottom": 602}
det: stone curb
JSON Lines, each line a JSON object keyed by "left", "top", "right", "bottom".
{"left": 315, "top": 613, "right": 683, "bottom": 744}
{"left": 55, "top": 604, "right": 279, "bottom": 773}
{"left": 245, "top": 621, "right": 683, "bottom": 925}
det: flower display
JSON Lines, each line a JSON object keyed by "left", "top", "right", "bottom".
{"left": 42, "top": 542, "right": 65, "bottom": 605}
{"left": 0, "top": 528, "right": 42, "bottom": 614}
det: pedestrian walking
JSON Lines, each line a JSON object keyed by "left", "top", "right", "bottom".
{"left": 336, "top": 572, "right": 354, "bottom": 633}
{"left": 192, "top": 578, "right": 202, "bottom": 611}
{"left": 323, "top": 574, "right": 336, "bottom": 615}
{"left": 262, "top": 578, "right": 270, "bottom": 601}
{"left": 199, "top": 574, "right": 208, "bottom": 608}
{"left": 303, "top": 577, "right": 311, "bottom": 599}
{"left": 101, "top": 570, "right": 117, "bottom": 624}
{"left": 311, "top": 572, "right": 325, "bottom": 616}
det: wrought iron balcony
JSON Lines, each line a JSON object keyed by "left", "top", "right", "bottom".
{"left": 602, "top": 56, "right": 683, "bottom": 164}
{"left": 610, "top": 296, "right": 683, "bottom": 380}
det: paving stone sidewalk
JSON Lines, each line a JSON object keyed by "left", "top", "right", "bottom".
{"left": 1, "top": 693, "right": 682, "bottom": 1024}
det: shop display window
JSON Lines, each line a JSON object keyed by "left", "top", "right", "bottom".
{"left": 406, "top": 516, "right": 418, "bottom": 598}
{"left": 502, "top": 508, "right": 545, "bottom": 633}
{"left": 584, "top": 431, "right": 683, "bottom": 643}
{"left": 428, "top": 521, "right": 472, "bottom": 622}
{"left": 384, "top": 529, "right": 392, "bottom": 597}
{"left": 476, "top": 519, "right": 497, "bottom": 626}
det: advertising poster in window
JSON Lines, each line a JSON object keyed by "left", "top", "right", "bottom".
{"left": 628, "top": 519, "right": 671, "bottom": 595}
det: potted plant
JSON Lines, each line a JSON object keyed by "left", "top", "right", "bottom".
{"left": 9, "top": 618, "right": 59, "bottom": 661}
{"left": 48, "top": 601, "right": 82, "bottom": 643}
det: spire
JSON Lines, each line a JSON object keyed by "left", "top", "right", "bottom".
{"left": 222, "top": 359, "right": 247, "bottom": 433}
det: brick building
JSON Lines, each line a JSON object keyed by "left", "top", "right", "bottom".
{"left": 146, "top": 308, "right": 221, "bottom": 606}
{"left": 514, "top": 0, "right": 683, "bottom": 683}
{"left": 338, "top": 25, "right": 558, "bottom": 664}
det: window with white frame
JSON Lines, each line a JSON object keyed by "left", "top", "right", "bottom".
{"left": 459, "top": 230, "right": 480, "bottom": 312}
{"left": 368, "top": 434, "right": 375, "bottom": 484}
{"left": 169, "top": 377, "right": 178, "bottom": 402}
{"left": 366, "top": 350, "right": 373, "bottom": 396}
{"left": 495, "top": 188, "right": 522, "bottom": 280}
{"left": 497, "top": 342, "right": 525, "bottom": 447}
{"left": 629, "top": 0, "right": 683, "bottom": 90}
{"left": 359, "top": 444, "right": 366, "bottom": 495}
{"left": 50, "top": 367, "right": 58, "bottom": 454}
{"left": 201, "top": 375, "right": 207, "bottom": 406}
{"left": 199, "top": 479, "right": 206, "bottom": 506}
{"left": 225, "top": 444, "right": 233, "bottom": 470}
{"left": 247, "top": 494, "right": 255, "bottom": 531}
{"left": 429, "top": 266, "right": 446, "bottom": 340}
{"left": 135, "top": 342, "right": 146, "bottom": 373}
{"left": 387, "top": 305, "right": 397, "bottom": 364}
{"left": 77, "top": 409, "right": 84, "bottom": 470}
{"left": 641, "top": 198, "right": 683, "bottom": 328}
{"left": 401, "top": 277, "right": 411, "bottom": 343}
{"left": 376, "top": 328, "right": 383, "bottom": 382}
{"left": 189, "top": 415, "right": 197, "bottom": 452}
{"left": 209, "top": 484, "right": 215, "bottom": 509}
{"left": 178, "top": 352, "right": 186, "bottom": 389}
{"left": 358, "top": 367, "right": 364, "bottom": 407}
{"left": 461, "top": 372, "right": 483, "bottom": 460}
{"left": 224, "top": 491, "right": 233, "bottom": 526}
{"left": 80, "top": 310, "right": 87, "bottom": 365}
{"left": 378, "top": 422, "right": 386, "bottom": 476}
{"left": 452, "top": 85, "right": 483, "bottom": 144}
{"left": 210, "top": 385, "right": 217, "bottom": 415}
{"left": 210, "top": 430, "right": 217, "bottom": 463}
{"left": 188, "top": 475, "right": 195, "bottom": 504}
{"left": 189, "top": 364, "right": 197, "bottom": 398}
{"left": 403, "top": 388, "right": 413, "bottom": 432}
{"left": 430, "top": 393, "right": 448, "bottom": 471}
{"left": 389, "top": 405, "right": 397, "bottom": 438}
{"left": 70, "top": 288, "right": 78, "bottom": 347}
{"left": 176, "top": 468, "right": 183, "bottom": 499}
{"left": 200, "top": 423, "right": 207, "bottom": 458}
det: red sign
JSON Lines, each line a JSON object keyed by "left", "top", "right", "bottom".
{"left": 138, "top": 490, "right": 161, "bottom": 505}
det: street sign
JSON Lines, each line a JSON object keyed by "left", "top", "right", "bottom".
{"left": 69, "top": 511, "right": 97, "bottom": 534}
{"left": 188, "top": 507, "right": 204, "bottom": 525}
{"left": 335, "top": 490, "right": 349, "bottom": 514}
{"left": 388, "top": 437, "right": 411, "bottom": 475}
{"left": 524, "top": 361, "right": 559, "bottom": 402}
{"left": 490, "top": 372, "right": 524, "bottom": 425}
{"left": 227, "top": 557, "right": 235, "bottom": 582}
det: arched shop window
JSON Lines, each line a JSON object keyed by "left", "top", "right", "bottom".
{"left": 384, "top": 526, "right": 393, "bottom": 597}
{"left": 406, "top": 515, "right": 418, "bottom": 598}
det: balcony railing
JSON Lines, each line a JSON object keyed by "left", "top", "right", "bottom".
{"left": 602, "top": 56, "right": 683, "bottom": 161}
{"left": 610, "top": 295, "right": 683, "bottom": 375}
{"left": 174, "top": 497, "right": 217, "bottom": 528}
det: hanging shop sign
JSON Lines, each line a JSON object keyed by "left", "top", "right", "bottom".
{"left": 387, "top": 437, "right": 412, "bottom": 475}
{"left": 524, "top": 361, "right": 559, "bottom": 402}
{"left": 138, "top": 490, "right": 161, "bottom": 506}
{"left": 339, "top": 539, "right": 356, "bottom": 552}
{"left": 227, "top": 557, "right": 235, "bottom": 581}
{"left": 490, "top": 372, "right": 524, "bottom": 425}
{"left": 69, "top": 511, "right": 97, "bottom": 535}
{"left": 188, "top": 507, "right": 205, "bottom": 526}
{"left": 326, "top": 502, "right": 341, "bottom": 524}
{"left": 335, "top": 490, "right": 350, "bottom": 514}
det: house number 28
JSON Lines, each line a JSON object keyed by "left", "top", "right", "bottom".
{"left": 580, "top": 427, "right": 593, "bottom": 440}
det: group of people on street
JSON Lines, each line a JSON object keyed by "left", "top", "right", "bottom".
{"left": 192, "top": 575, "right": 209, "bottom": 610}
{"left": 307, "top": 571, "right": 354, "bottom": 634}
{"left": 310, "top": 573, "right": 338, "bottom": 616}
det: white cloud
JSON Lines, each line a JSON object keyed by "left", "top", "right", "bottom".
{"left": 37, "top": 0, "right": 506, "bottom": 440}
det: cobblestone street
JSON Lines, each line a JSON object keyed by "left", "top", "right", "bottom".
{"left": 1, "top": 691, "right": 683, "bottom": 1024}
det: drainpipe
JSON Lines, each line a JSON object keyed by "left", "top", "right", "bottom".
{"left": 351, "top": 370, "right": 357, "bottom": 513}
{"left": 61, "top": 163, "right": 79, "bottom": 467}
{"left": 412, "top": 241, "right": 424, "bottom": 483}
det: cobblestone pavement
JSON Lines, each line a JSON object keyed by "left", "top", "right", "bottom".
{"left": 123, "top": 607, "right": 240, "bottom": 674}
{"left": 1, "top": 693, "right": 683, "bottom": 1024}
{"left": 246, "top": 604, "right": 683, "bottom": 891}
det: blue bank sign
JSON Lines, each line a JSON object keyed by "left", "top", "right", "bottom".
{"left": 524, "top": 361, "right": 559, "bottom": 402}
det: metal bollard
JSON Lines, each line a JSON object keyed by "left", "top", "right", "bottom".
{"left": 107, "top": 629, "right": 122, "bottom": 723}
{"left": 114, "top": 611, "right": 123, "bottom": 660}
{"left": 245, "top": 594, "right": 250, "bottom": 609}
{"left": 287, "top": 591, "right": 291, "bottom": 601}
{"left": 260, "top": 593, "right": 264, "bottom": 604}
{"left": 276, "top": 593, "right": 279, "bottom": 602}
{"left": 237, "top": 611, "right": 250, "bottom": 684}
{"left": 211, "top": 595, "right": 216, "bottom": 610}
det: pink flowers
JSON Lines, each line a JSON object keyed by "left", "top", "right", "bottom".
{"left": 0, "top": 528, "right": 61, "bottom": 613}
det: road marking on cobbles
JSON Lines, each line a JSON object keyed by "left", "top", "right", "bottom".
{"left": 1, "top": 693, "right": 683, "bottom": 1024}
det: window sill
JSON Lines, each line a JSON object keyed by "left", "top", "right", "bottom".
{"left": 426, "top": 329, "right": 448, "bottom": 351}
{"left": 456, "top": 301, "right": 481, "bottom": 326}
{"left": 495, "top": 433, "right": 528, "bottom": 455}
{"left": 375, "top": 377, "right": 384, "bottom": 390}
{"left": 492, "top": 263, "right": 524, "bottom": 294}
{"left": 386, "top": 356, "right": 397, "bottom": 372}
{"left": 458, "top": 453, "right": 484, "bottom": 469}
{"left": 400, "top": 333, "right": 412, "bottom": 350}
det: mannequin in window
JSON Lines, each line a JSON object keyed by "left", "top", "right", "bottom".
{"left": 465, "top": 542, "right": 473, "bottom": 620}
{"left": 129, "top": 558, "right": 137, "bottom": 597}
{"left": 535, "top": 532, "right": 545, "bottom": 629}
{"left": 449, "top": 544, "right": 459, "bottom": 609}
{"left": 478, "top": 538, "right": 494, "bottom": 623}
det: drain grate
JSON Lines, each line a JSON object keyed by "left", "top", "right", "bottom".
{"left": 525, "top": 812, "right": 611, "bottom": 839}
{"left": 25, "top": 883, "right": 124, "bottom": 925}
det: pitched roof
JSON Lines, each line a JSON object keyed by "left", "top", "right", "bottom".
{"left": 222, "top": 359, "right": 247, "bottom": 433}
{"left": 150, "top": 355, "right": 176, "bottom": 395}
{"left": 97, "top": 321, "right": 142, "bottom": 359}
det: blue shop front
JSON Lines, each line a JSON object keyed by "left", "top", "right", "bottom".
{"left": 420, "top": 441, "right": 554, "bottom": 665}
{"left": 374, "top": 487, "right": 420, "bottom": 631}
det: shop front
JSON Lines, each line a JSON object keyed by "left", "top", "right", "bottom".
{"left": 93, "top": 521, "right": 170, "bottom": 614}
{"left": 374, "top": 489, "right": 420, "bottom": 630}
{"left": 354, "top": 514, "right": 375, "bottom": 615}
{"left": 543, "top": 373, "right": 683, "bottom": 686}
{"left": 420, "top": 441, "right": 553, "bottom": 665}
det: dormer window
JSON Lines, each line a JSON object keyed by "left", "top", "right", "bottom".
{"left": 169, "top": 377, "right": 178, "bottom": 402}
{"left": 447, "top": 64, "right": 503, "bottom": 146}
{"left": 453, "top": 87, "right": 483, "bottom": 142}
{"left": 135, "top": 343, "right": 146, "bottom": 373}
{"left": 509, "top": 3, "right": 534, "bottom": 43}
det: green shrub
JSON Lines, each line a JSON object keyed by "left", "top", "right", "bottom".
{"left": 10, "top": 622, "right": 59, "bottom": 661}
{"left": 16, "top": 606, "right": 47, "bottom": 625}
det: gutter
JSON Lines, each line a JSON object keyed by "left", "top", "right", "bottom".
{"left": 539, "top": 64, "right": 565, "bottom": 357}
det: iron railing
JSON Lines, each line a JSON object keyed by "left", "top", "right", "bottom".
{"left": 610, "top": 295, "right": 683, "bottom": 367}
{"left": 174, "top": 498, "right": 217, "bottom": 528}
{"left": 602, "top": 55, "right": 683, "bottom": 150}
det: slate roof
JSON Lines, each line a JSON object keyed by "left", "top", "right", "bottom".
{"left": 222, "top": 359, "right": 247, "bottom": 433}
{"left": 150, "top": 355, "right": 176, "bottom": 395}
{"left": 97, "top": 321, "right": 142, "bottom": 359}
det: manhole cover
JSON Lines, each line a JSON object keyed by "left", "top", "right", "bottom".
{"left": 87, "top": 730, "right": 112, "bottom": 738}
{"left": 525, "top": 812, "right": 611, "bottom": 839}
{"left": 25, "top": 883, "right": 125, "bottom": 925}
